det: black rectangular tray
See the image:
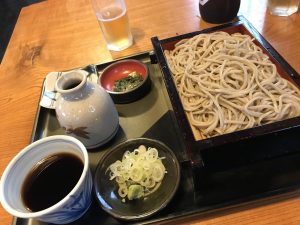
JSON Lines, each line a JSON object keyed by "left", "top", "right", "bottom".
{"left": 151, "top": 16, "right": 300, "bottom": 172}
{"left": 13, "top": 52, "right": 300, "bottom": 225}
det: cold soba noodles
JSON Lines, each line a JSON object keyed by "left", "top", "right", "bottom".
{"left": 165, "top": 32, "right": 300, "bottom": 139}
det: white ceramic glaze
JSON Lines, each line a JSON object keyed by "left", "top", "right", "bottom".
{"left": 55, "top": 71, "right": 119, "bottom": 149}
{"left": 0, "top": 135, "right": 93, "bottom": 224}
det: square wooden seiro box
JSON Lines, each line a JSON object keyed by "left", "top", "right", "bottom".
{"left": 151, "top": 16, "right": 300, "bottom": 172}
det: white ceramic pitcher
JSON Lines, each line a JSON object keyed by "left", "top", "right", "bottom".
{"left": 55, "top": 71, "right": 119, "bottom": 149}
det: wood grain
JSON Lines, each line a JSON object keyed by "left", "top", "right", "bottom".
{"left": 1, "top": 0, "right": 300, "bottom": 224}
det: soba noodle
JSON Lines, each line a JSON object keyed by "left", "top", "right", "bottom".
{"left": 164, "top": 32, "right": 300, "bottom": 139}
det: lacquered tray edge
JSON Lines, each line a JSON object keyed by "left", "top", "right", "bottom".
{"left": 12, "top": 50, "right": 300, "bottom": 225}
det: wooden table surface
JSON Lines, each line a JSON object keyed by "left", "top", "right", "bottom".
{"left": 1, "top": 0, "right": 300, "bottom": 224}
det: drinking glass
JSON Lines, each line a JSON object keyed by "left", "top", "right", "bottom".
{"left": 91, "top": 0, "right": 133, "bottom": 51}
{"left": 268, "top": 0, "right": 300, "bottom": 16}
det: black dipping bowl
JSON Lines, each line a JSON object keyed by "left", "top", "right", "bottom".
{"left": 199, "top": 0, "right": 241, "bottom": 23}
{"left": 98, "top": 59, "right": 151, "bottom": 104}
{"left": 94, "top": 138, "right": 180, "bottom": 221}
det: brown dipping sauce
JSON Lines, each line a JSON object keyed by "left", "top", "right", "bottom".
{"left": 21, "top": 153, "right": 84, "bottom": 212}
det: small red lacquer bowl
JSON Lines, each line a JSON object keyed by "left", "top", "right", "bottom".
{"left": 98, "top": 59, "right": 151, "bottom": 104}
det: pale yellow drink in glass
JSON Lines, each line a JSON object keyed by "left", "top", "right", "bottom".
{"left": 98, "top": 5, "right": 133, "bottom": 51}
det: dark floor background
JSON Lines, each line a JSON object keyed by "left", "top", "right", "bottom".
{"left": 0, "top": 0, "right": 44, "bottom": 64}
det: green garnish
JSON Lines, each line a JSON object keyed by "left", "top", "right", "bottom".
{"left": 127, "top": 184, "right": 144, "bottom": 200}
{"left": 113, "top": 71, "right": 144, "bottom": 92}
